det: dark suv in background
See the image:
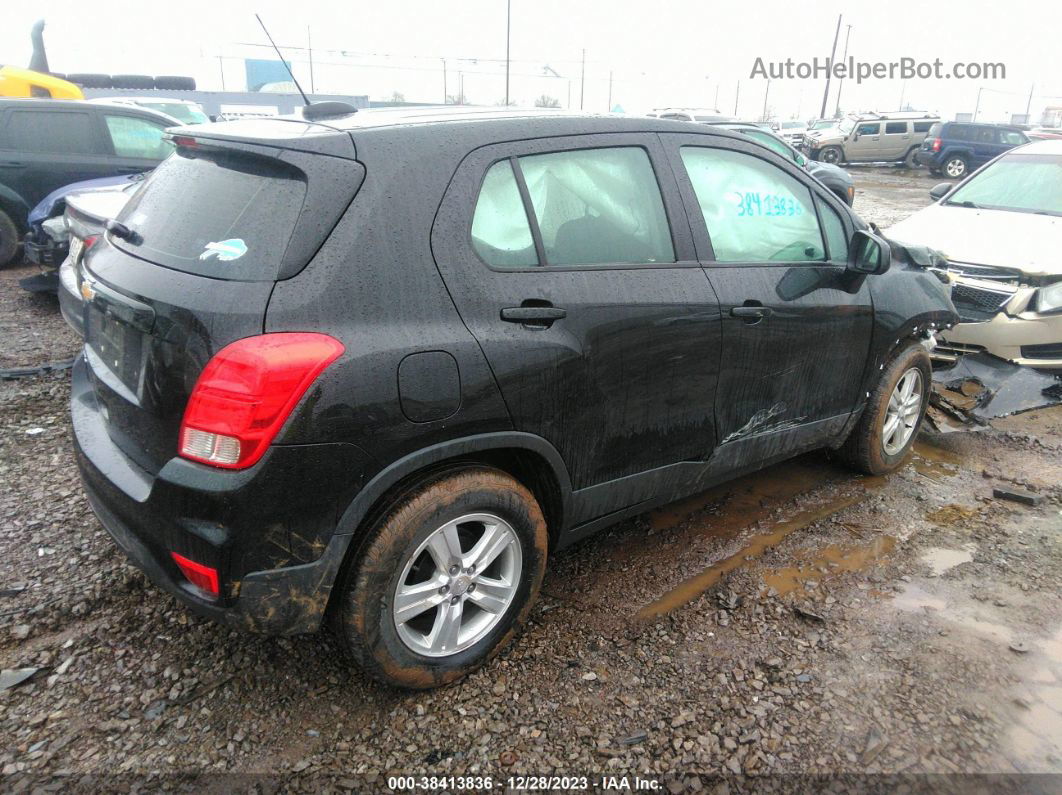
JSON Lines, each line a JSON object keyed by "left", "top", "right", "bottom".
{"left": 917, "top": 121, "right": 1029, "bottom": 178}
{"left": 70, "top": 108, "right": 956, "bottom": 688}
{"left": 0, "top": 98, "right": 176, "bottom": 266}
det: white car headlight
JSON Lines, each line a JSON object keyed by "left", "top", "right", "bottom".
{"left": 1037, "top": 281, "right": 1062, "bottom": 314}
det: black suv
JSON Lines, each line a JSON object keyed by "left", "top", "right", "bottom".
{"left": 71, "top": 108, "right": 957, "bottom": 688}
{"left": 0, "top": 98, "right": 176, "bottom": 266}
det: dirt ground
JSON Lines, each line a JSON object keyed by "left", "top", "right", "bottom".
{"left": 1, "top": 166, "right": 1060, "bottom": 791}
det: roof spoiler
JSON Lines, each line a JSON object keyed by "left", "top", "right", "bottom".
{"left": 302, "top": 101, "right": 358, "bottom": 121}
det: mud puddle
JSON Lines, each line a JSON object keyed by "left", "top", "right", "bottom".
{"left": 762, "top": 534, "right": 896, "bottom": 597}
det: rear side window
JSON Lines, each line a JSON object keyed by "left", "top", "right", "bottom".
{"left": 680, "top": 147, "right": 825, "bottom": 263}
{"left": 949, "top": 125, "right": 972, "bottom": 141}
{"left": 885, "top": 122, "right": 907, "bottom": 134}
{"left": 103, "top": 115, "right": 173, "bottom": 159}
{"left": 113, "top": 150, "right": 306, "bottom": 281}
{"left": 2, "top": 110, "right": 98, "bottom": 154}
{"left": 519, "top": 148, "right": 674, "bottom": 266}
{"left": 471, "top": 161, "right": 537, "bottom": 267}
{"left": 913, "top": 122, "right": 934, "bottom": 133}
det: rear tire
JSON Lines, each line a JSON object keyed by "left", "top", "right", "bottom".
{"left": 111, "top": 74, "right": 155, "bottom": 90}
{"left": 67, "top": 73, "right": 112, "bottom": 89}
{"left": 0, "top": 209, "right": 19, "bottom": 268}
{"left": 839, "top": 343, "right": 931, "bottom": 475}
{"left": 333, "top": 467, "right": 548, "bottom": 689}
{"left": 904, "top": 147, "right": 921, "bottom": 168}
{"left": 154, "top": 75, "right": 197, "bottom": 91}
{"left": 943, "top": 155, "right": 968, "bottom": 179}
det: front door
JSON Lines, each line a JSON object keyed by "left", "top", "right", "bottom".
{"left": 848, "top": 121, "right": 883, "bottom": 162}
{"left": 432, "top": 134, "right": 722, "bottom": 490}
{"left": 663, "top": 133, "right": 873, "bottom": 450}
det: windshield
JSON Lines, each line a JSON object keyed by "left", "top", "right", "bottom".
{"left": 837, "top": 119, "right": 855, "bottom": 135}
{"left": 811, "top": 120, "right": 837, "bottom": 130}
{"left": 946, "top": 153, "right": 1062, "bottom": 215}
{"left": 113, "top": 149, "right": 307, "bottom": 280}
{"left": 143, "top": 102, "right": 209, "bottom": 125}
{"left": 780, "top": 122, "right": 804, "bottom": 129}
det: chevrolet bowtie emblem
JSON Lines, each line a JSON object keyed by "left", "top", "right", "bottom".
{"left": 80, "top": 281, "right": 96, "bottom": 301}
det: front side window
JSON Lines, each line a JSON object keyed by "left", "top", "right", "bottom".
{"left": 680, "top": 147, "right": 825, "bottom": 263}
{"left": 817, "top": 198, "right": 849, "bottom": 261}
{"left": 517, "top": 147, "right": 674, "bottom": 266}
{"left": 856, "top": 123, "right": 880, "bottom": 136}
{"left": 104, "top": 115, "right": 173, "bottom": 159}
{"left": 471, "top": 160, "right": 538, "bottom": 268}
{"left": 744, "top": 130, "right": 794, "bottom": 160}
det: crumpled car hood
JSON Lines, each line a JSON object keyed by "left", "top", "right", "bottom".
{"left": 886, "top": 203, "right": 1062, "bottom": 279}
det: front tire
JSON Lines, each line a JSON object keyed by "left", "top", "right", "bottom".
{"left": 839, "top": 343, "right": 931, "bottom": 475}
{"left": 818, "top": 145, "right": 843, "bottom": 165}
{"left": 333, "top": 467, "right": 548, "bottom": 689}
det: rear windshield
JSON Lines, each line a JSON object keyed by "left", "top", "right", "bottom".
{"left": 112, "top": 149, "right": 306, "bottom": 281}
{"left": 927, "top": 123, "right": 943, "bottom": 137}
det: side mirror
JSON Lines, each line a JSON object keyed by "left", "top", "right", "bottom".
{"left": 848, "top": 229, "right": 891, "bottom": 275}
{"left": 795, "top": 151, "right": 808, "bottom": 167}
{"left": 929, "top": 182, "right": 951, "bottom": 201}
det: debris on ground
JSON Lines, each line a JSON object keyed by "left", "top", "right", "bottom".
{"left": 992, "top": 487, "right": 1044, "bottom": 507}
{"left": 0, "top": 668, "right": 41, "bottom": 691}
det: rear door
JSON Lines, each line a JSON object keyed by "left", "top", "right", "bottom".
{"left": 663, "top": 132, "right": 873, "bottom": 449}
{"left": 432, "top": 134, "right": 722, "bottom": 490}
{"left": 882, "top": 121, "right": 911, "bottom": 159}
{"left": 0, "top": 107, "right": 113, "bottom": 207}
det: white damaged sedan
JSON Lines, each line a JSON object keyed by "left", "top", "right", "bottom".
{"left": 886, "top": 139, "right": 1062, "bottom": 370}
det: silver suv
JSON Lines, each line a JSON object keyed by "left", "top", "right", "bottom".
{"left": 804, "top": 112, "right": 939, "bottom": 166}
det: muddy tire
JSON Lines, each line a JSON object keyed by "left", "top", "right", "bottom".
{"left": 818, "top": 145, "right": 843, "bottom": 165}
{"left": 333, "top": 467, "right": 548, "bottom": 689}
{"left": 904, "top": 147, "right": 921, "bottom": 168}
{"left": 0, "top": 209, "right": 19, "bottom": 268}
{"left": 839, "top": 342, "right": 931, "bottom": 475}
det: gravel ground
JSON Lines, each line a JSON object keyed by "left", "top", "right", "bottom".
{"left": 1, "top": 168, "right": 1060, "bottom": 791}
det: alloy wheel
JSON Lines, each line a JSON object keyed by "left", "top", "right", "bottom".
{"left": 882, "top": 368, "right": 923, "bottom": 456}
{"left": 945, "top": 158, "right": 966, "bottom": 178}
{"left": 392, "top": 513, "right": 522, "bottom": 657}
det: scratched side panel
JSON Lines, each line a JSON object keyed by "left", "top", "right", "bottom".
{"left": 705, "top": 265, "right": 874, "bottom": 444}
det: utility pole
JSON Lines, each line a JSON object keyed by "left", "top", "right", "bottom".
{"left": 834, "top": 24, "right": 851, "bottom": 117}
{"left": 714, "top": 83, "right": 720, "bottom": 111}
{"left": 307, "top": 26, "right": 315, "bottom": 94}
{"left": 820, "top": 13, "right": 842, "bottom": 119}
{"left": 762, "top": 79, "right": 771, "bottom": 122}
{"left": 1025, "top": 83, "right": 1035, "bottom": 122}
{"left": 580, "top": 49, "right": 586, "bottom": 110}
{"left": 734, "top": 80, "right": 740, "bottom": 117}
{"left": 973, "top": 86, "right": 984, "bottom": 121}
{"left": 608, "top": 70, "right": 613, "bottom": 111}
{"left": 505, "top": 0, "right": 511, "bottom": 106}
{"left": 898, "top": 80, "right": 906, "bottom": 111}
{"left": 217, "top": 55, "right": 225, "bottom": 90}
{"left": 441, "top": 58, "right": 448, "bottom": 104}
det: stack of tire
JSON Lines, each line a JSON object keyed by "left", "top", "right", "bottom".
{"left": 53, "top": 74, "right": 197, "bottom": 91}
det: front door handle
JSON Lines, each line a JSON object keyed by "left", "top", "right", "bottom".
{"left": 500, "top": 305, "right": 567, "bottom": 327}
{"left": 730, "top": 305, "right": 773, "bottom": 323}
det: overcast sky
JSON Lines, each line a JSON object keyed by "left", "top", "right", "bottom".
{"left": 4, "top": 0, "right": 1061, "bottom": 123}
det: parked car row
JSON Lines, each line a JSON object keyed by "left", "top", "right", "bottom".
{"left": 0, "top": 97, "right": 183, "bottom": 267}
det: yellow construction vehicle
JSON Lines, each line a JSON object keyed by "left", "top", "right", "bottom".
{"left": 0, "top": 65, "right": 83, "bottom": 99}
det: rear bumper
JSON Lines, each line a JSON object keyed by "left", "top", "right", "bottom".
{"left": 915, "top": 150, "right": 939, "bottom": 168}
{"left": 71, "top": 355, "right": 370, "bottom": 635}
{"left": 57, "top": 259, "right": 85, "bottom": 337}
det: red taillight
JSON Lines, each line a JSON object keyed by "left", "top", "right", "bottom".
{"left": 171, "top": 552, "right": 219, "bottom": 597}
{"left": 169, "top": 135, "right": 199, "bottom": 148}
{"left": 931, "top": 138, "right": 941, "bottom": 152}
{"left": 179, "top": 333, "right": 344, "bottom": 469}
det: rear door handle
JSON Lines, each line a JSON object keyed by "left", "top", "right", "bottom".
{"left": 500, "top": 305, "right": 567, "bottom": 326}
